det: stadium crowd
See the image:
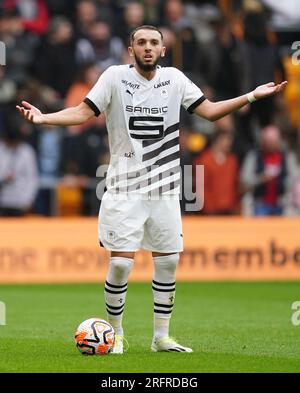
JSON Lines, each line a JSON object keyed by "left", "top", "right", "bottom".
{"left": 0, "top": 0, "right": 300, "bottom": 217}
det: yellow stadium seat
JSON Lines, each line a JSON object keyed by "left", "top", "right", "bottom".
{"left": 283, "top": 56, "right": 300, "bottom": 130}
{"left": 56, "top": 186, "right": 82, "bottom": 216}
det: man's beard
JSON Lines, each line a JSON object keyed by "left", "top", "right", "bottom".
{"left": 134, "top": 54, "right": 160, "bottom": 72}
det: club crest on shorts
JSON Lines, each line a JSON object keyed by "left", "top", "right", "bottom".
{"left": 107, "top": 230, "right": 116, "bottom": 241}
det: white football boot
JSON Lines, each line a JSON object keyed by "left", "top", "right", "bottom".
{"left": 111, "top": 335, "right": 124, "bottom": 354}
{"left": 111, "top": 335, "right": 129, "bottom": 354}
{"left": 151, "top": 337, "right": 193, "bottom": 353}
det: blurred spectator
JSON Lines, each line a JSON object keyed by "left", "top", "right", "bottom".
{"left": 142, "top": 0, "right": 163, "bottom": 26}
{"left": 58, "top": 127, "right": 109, "bottom": 216}
{"left": 203, "top": 19, "right": 244, "bottom": 100}
{"left": 194, "top": 116, "right": 240, "bottom": 215}
{"left": 65, "top": 62, "right": 104, "bottom": 134}
{"left": 117, "top": 2, "right": 145, "bottom": 46}
{"left": 0, "top": 67, "right": 17, "bottom": 106}
{"left": 62, "top": 60, "right": 109, "bottom": 191}
{"left": 238, "top": 11, "right": 285, "bottom": 125}
{"left": 2, "top": 0, "right": 49, "bottom": 36}
{"left": 241, "top": 124, "right": 298, "bottom": 216}
{"left": 282, "top": 54, "right": 300, "bottom": 132}
{"left": 158, "top": 26, "right": 176, "bottom": 68}
{"left": 163, "top": 0, "right": 198, "bottom": 75}
{"left": 231, "top": 10, "right": 287, "bottom": 162}
{"left": 76, "top": 20, "right": 127, "bottom": 71}
{"left": 95, "top": 0, "right": 115, "bottom": 28}
{"left": 64, "top": 61, "right": 109, "bottom": 215}
{"left": 60, "top": 59, "right": 110, "bottom": 215}
{"left": 35, "top": 16, "right": 78, "bottom": 98}
{"left": 260, "top": 0, "right": 300, "bottom": 46}
{"left": 217, "top": 0, "right": 243, "bottom": 18}
{"left": 31, "top": 90, "right": 65, "bottom": 216}
{"left": 185, "top": 1, "right": 222, "bottom": 50}
{"left": 74, "top": 0, "right": 98, "bottom": 39}
{"left": 0, "top": 111, "right": 38, "bottom": 216}
{"left": 288, "top": 176, "right": 300, "bottom": 216}
{"left": 33, "top": 123, "right": 64, "bottom": 216}
{"left": 15, "top": 79, "right": 63, "bottom": 125}
{"left": 46, "top": 0, "right": 76, "bottom": 18}
{"left": 0, "top": 8, "right": 36, "bottom": 84}
{"left": 14, "top": 79, "right": 65, "bottom": 215}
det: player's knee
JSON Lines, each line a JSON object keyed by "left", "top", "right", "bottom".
{"left": 153, "top": 253, "right": 179, "bottom": 271}
{"left": 110, "top": 256, "right": 134, "bottom": 275}
{"left": 168, "top": 253, "right": 180, "bottom": 270}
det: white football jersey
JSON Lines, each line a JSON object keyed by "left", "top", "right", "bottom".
{"left": 84, "top": 64, "right": 205, "bottom": 196}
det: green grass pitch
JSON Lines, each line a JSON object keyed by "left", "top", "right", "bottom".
{"left": 0, "top": 282, "right": 300, "bottom": 373}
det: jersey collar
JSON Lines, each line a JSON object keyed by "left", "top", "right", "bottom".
{"left": 130, "top": 65, "right": 161, "bottom": 85}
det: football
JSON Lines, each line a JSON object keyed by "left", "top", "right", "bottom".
{"left": 75, "top": 318, "right": 115, "bottom": 355}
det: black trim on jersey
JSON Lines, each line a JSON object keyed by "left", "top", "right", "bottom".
{"left": 99, "top": 240, "right": 105, "bottom": 248}
{"left": 143, "top": 122, "right": 180, "bottom": 148}
{"left": 154, "top": 150, "right": 180, "bottom": 167}
{"left": 83, "top": 97, "right": 101, "bottom": 117}
{"left": 142, "top": 136, "right": 179, "bottom": 162}
{"left": 187, "top": 96, "right": 207, "bottom": 114}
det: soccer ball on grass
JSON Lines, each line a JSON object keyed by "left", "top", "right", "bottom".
{"left": 75, "top": 318, "right": 115, "bottom": 355}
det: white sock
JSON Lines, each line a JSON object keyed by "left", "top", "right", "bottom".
{"left": 152, "top": 254, "right": 179, "bottom": 340}
{"left": 104, "top": 257, "right": 133, "bottom": 336}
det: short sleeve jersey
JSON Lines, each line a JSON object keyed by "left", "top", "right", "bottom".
{"left": 84, "top": 65, "right": 205, "bottom": 196}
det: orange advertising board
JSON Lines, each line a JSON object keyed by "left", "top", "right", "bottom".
{"left": 0, "top": 217, "right": 300, "bottom": 283}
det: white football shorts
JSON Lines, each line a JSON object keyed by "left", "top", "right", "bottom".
{"left": 98, "top": 192, "right": 183, "bottom": 253}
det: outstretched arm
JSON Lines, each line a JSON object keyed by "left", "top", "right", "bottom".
{"left": 194, "top": 81, "right": 287, "bottom": 122}
{"left": 16, "top": 101, "right": 95, "bottom": 126}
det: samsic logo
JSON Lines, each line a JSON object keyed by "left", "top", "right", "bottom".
{"left": 126, "top": 105, "right": 168, "bottom": 114}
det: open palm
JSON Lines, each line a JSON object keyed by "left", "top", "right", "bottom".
{"left": 254, "top": 81, "right": 288, "bottom": 100}
{"left": 16, "top": 101, "right": 44, "bottom": 124}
